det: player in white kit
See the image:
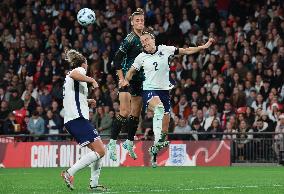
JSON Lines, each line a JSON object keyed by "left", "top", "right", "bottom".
{"left": 61, "top": 49, "right": 106, "bottom": 191}
{"left": 125, "top": 27, "right": 215, "bottom": 167}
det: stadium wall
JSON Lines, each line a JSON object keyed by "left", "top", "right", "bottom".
{"left": 0, "top": 140, "right": 231, "bottom": 168}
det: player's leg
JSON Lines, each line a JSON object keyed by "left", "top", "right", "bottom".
{"left": 61, "top": 118, "right": 104, "bottom": 190}
{"left": 122, "top": 95, "right": 142, "bottom": 159}
{"left": 147, "top": 96, "right": 164, "bottom": 167}
{"left": 156, "top": 90, "right": 171, "bottom": 150}
{"left": 107, "top": 91, "right": 131, "bottom": 161}
{"left": 148, "top": 96, "right": 164, "bottom": 144}
{"left": 88, "top": 140, "right": 107, "bottom": 191}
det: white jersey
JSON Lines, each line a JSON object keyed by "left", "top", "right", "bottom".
{"left": 132, "top": 45, "right": 177, "bottom": 90}
{"left": 63, "top": 67, "right": 89, "bottom": 123}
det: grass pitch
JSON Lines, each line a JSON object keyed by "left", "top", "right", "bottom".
{"left": 0, "top": 167, "right": 284, "bottom": 194}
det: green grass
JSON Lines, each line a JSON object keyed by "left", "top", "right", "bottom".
{"left": 0, "top": 167, "right": 284, "bottom": 194}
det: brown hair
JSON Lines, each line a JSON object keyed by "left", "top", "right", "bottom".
{"left": 65, "top": 49, "right": 86, "bottom": 68}
{"left": 129, "top": 8, "right": 144, "bottom": 21}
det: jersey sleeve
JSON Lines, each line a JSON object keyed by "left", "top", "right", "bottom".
{"left": 132, "top": 55, "right": 143, "bottom": 71}
{"left": 162, "top": 45, "right": 179, "bottom": 55}
{"left": 73, "top": 67, "right": 86, "bottom": 75}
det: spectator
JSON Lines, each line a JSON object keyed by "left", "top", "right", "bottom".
{"left": 44, "top": 109, "right": 62, "bottom": 140}
{"left": 207, "top": 119, "right": 223, "bottom": 140}
{"left": 28, "top": 111, "right": 45, "bottom": 138}
{"left": 173, "top": 95, "right": 191, "bottom": 120}
{"left": 92, "top": 106, "right": 113, "bottom": 138}
{"left": 0, "top": 101, "right": 10, "bottom": 132}
{"left": 245, "top": 106, "right": 256, "bottom": 127}
{"left": 174, "top": 118, "right": 192, "bottom": 134}
{"left": 204, "top": 104, "right": 219, "bottom": 131}
{"left": 191, "top": 119, "right": 205, "bottom": 141}
{"left": 236, "top": 120, "right": 254, "bottom": 160}
{"left": 8, "top": 89, "right": 24, "bottom": 111}
{"left": 220, "top": 101, "right": 235, "bottom": 129}
{"left": 254, "top": 119, "right": 270, "bottom": 138}
{"left": 0, "top": 87, "right": 10, "bottom": 103}
{"left": 251, "top": 94, "right": 267, "bottom": 111}
{"left": 188, "top": 103, "right": 198, "bottom": 125}
{"left": 223, "top": 122, "right": 237, "bottom": 140}
{"left": 3, "top": 112, "right": 22, "bottom": 135}
{"left": 38, "top": 86, "right": 52, "bottom": 109}
{"left": 230, "top": 87, "right": 246, "bottom": 108}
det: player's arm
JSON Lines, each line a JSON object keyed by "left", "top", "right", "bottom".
{"left": 69, "top": 68, "right": 98, "bottom": 88}
{"left": 114, "top": 50, "right": 125, "bottom": 81}
{"left": 124, "top": 56, "right": 142, "bottom": 85}
{"left": 178, "top": 38, "right": 215, "bottom": 55}
{"left": 114, "top": 49, "right": 127, "bottom": 88}
{"left": 125, "top": 66, "right": 137, "bottom": 82}
{"left": 114, "top": 36, "right": 131, "bottom": 84}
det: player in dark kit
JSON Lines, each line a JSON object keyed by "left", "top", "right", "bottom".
{"left": 107, "top": 8, "right": 145, "bottom": 161}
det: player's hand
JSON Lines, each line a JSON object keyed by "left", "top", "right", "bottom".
{"left": 92, "top": 79, "right": 99, "bottom": 89}
{"left": 122, "top": 79, "right": 129, "bottom": 87}
{"left": 119, "top": 79, "right": 129, "bottom": 88}
{"left": 201, "top": 38, "right": 215, "bottom": 49}
{"left": 88, "top": 99, "right": 96, "bottom": 107}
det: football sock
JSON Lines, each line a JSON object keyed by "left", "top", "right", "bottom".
{"left": 67, "top": 151, "right": 100, "bottom": 176}
{"left": 110, "top": 114, "right": 128, "bottom": 140}
{"left": 153, "top": 103, "right": 164, "bottom": 144}
{"left": 90, "top": 158, "right": 102, "bottom": 187}
{"left": 127, "top": 115, "right": 139, "bottom": 141}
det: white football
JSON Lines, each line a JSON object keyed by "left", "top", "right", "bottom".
{"left": 77, "top": 8, "right": 96, "bottom": 26}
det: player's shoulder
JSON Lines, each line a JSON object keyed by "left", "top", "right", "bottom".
{"left": 72, "top": 67, "right": 86, "bottom": 75}
{"left": 125, "top": 32, "right": 137, "bottom": 43}
{"left": 159, "top": 44, "right": 176, "bottom": 54}
{"left": 135, "top": 52, "right": 147, "bottom": 60}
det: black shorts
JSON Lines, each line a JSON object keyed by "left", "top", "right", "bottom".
{"left": 119, "top": 80, "right": 142, "bottom": 97}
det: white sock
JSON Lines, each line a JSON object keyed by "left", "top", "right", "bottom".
{"left": 153, "top": 104, "right": 164, "bottom": 144}
{"left": 90, "top": 158, "right": 102, "bottom": 187}
{"left": 67, "top": 151, "right": 100, "bottom": 176}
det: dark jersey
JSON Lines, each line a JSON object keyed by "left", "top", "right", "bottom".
{"left": 119, "top": 31, "right": 144, "bottom": 81}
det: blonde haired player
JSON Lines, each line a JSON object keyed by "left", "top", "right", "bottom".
{"left": 125, "top": 27, "right": 215, "bottom": 167}
{"left": 61, "top": 49, "right": 106, "bottom": 191}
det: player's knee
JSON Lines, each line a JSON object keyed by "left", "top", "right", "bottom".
{"left": 130, "top": 110, "right": 141, "bottom": 117}
{"left": 96, "top": 147, "right": 105, "bottom": 158}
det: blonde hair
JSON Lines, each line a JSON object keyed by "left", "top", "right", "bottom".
{"left": 65, "top": 49, "right": 86, "bottom": 68}
{"left": 142, "top": 26, "right": 155, "bottom": 38}
{"left": 129, "top": 8, "right": 144, "bottom": 21}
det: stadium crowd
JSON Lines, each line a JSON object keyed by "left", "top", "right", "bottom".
{"left": 0, "top": 0, "right": 284, "bottom": 145}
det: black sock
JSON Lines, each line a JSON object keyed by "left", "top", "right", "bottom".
{"left": 110, "top": 114, "right": 127, "bottom": 140}
{"left": 158, "top": 132, "right": 168, "bottom": 142}
{"left": 127, "top": 115, "right": 139, "bottom": 141}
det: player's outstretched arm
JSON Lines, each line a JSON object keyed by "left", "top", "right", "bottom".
{"left": 69, "top": 70, "right": 98, "bottom": 88}
{"left": 179, "top": 38, "right": 215, "bottom": 55}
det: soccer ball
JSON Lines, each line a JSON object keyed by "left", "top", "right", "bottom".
{"left": 77, "top": 8, "right": 96, "bottom": 26}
